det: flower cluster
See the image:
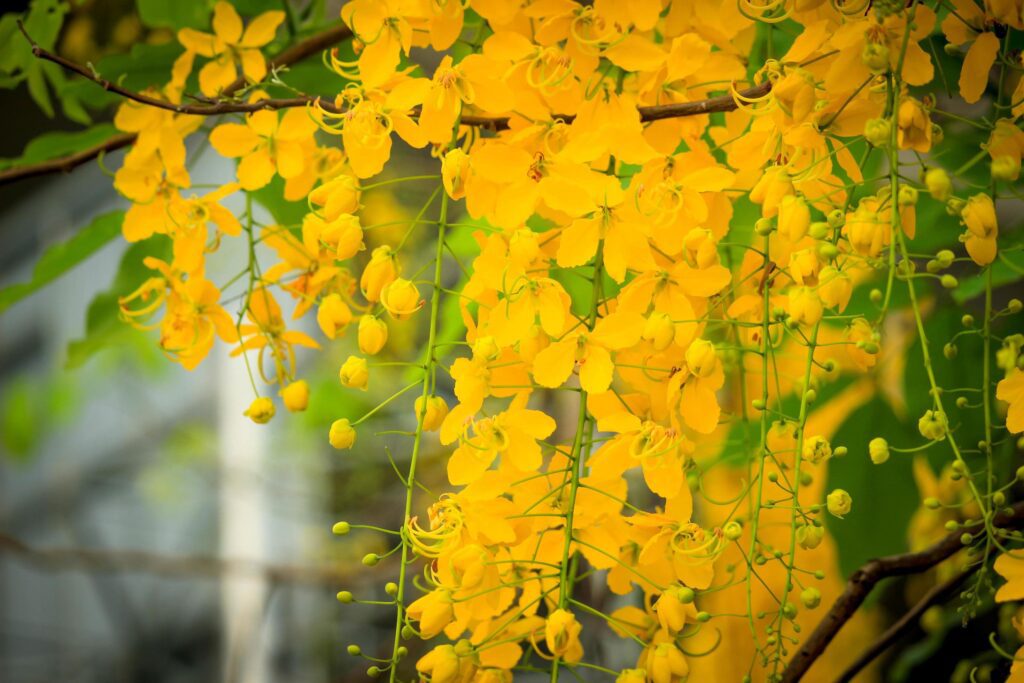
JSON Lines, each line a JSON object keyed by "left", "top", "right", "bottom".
{"left": 79, "top": 0, "right": 1024, "bottom": 680}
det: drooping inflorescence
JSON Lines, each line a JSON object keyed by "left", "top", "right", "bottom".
{"left": 9, "top": 0, "right": 1024, "bottom": 680}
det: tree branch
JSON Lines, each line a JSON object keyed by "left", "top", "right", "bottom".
{"left": 3, "top": 22, "right": 774, "bottom": 187}
{"left": 835, "top": 568, "right": 974, "bottom": 683}
{"left": 0, "top": 530, "right": 345, "bottom": 586}
{"left": 781, "top": 502, "right": 1024, "bottom": 682}
{"left": 0, "top": 20, "right": 355, "bottom": 187}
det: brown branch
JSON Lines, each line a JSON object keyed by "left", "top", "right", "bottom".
{"left": 835, "top": 568, "right": 974, "bottom": 683}
{"left": 20, "top": 21, "right": 774, "bottom": 125}
{"left": 0, "top": 132, "right": 135, "bottom": 185}
{"left": 0, "top": 21, "right": 355, "bottom": 187}
{"left": 781, "top": 502, "right": 1024, "bottom": 682}
{"left": 0, "top": 530, "right": 345, "bottom": 586}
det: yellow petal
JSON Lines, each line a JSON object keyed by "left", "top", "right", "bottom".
{"left": 240, "top": 10, "right": 285, "bottom": 47}
{"left": 580, "top": 345, "right": 614, "bottom": 394}
{"left": 198, "top": 55, "right": 237, "bottom": 95}
{"left": 210, "top": 122, "right": 260, "bottom": 158}
{"left": 177, "top": 28, "right": 221, "bottom": 57}
{"left": 240, "top": 48, "right": 267, "bottom": 85}
{"left": 532, "top": 338, "right": 576, "bottom": 389}
{"left": 212, "top": 0, "right": 243, "bottom": 44}
{"left": 237, "top": 148, "right": 276, "bottom": 190}
{"left": 959, "top": 31, "right": 999, "bottom": 104}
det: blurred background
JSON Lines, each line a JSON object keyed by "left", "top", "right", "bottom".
{"left": 0, "top": 2, "right": 462, "bottom": 681}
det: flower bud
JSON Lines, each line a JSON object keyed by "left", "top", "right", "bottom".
{"left": 360, "top": 245, "right": 398, "bottom": 302}
{"left": 898, "top": 185, "right": 918, "bottom": 206}
{"left": 827, "top": 489, "right": 852, "bottom": 518}
{"left": 797, "top": 524, "right": 824, "bottom": 549}
{"left": 941, "top": 274, "right": 958, "bottom": 289}
{"left": 777, "top": 195, "right": 810, "bottom": 241}
{"left": 802, "top": 435, "right": 832, "bottom": 464}
{"left": 861, "top": 42, "right": 889, "bottom": 73}
{"left": 441, "top": 148, "right": 470, "bottom": 199}
{"left": 918, "top": 410, "right": 948, "bottom": 441}
{"left": 723, "top": 521, "right": 742, "bottom": 541}
{"left": 864, "top": 117, "right": 891, "bottom": 147}
{"left": 808, "top": 221, "right": 830, "bottom": 240}
{"left": 380, "top": 278, "right": 423, "bottom": 320}
{"left": 333, "top": 521, "right": 351, "bottom": 535}
{"left": 244, "top": 397, "right": 275, "bottom": 424}
{"left": 415, "top": 395, "right": 449, "bottom": 431}
{"left": 801, "top": 587, "right": 821, "bottom": 609}
{"left": 339, "top": 356, "right": 369, "bottom": 390}
{"left": 643, "top": 311, "right": 676, "bottom": 351}
{"left": 925, "top": 168, "right": 952, "bottom": 201}
{"left": 827, "top": 209, "right": 844, "bottom": 228}
{"left": 358, "top": 315, "right": 388, "bottom": 355}
{"left": 280, "top": 380, "right": 309, "bottom": 412}
{"left": 869, "top": 437, "right": 890, "bottom": 464}
{"left": 991, "top": 155, "right": 1019, "bottom": 182}
{"left": 329, "top": 418, "right": 356, "bottom": 449}
{"left": 686, "top": 339, "right": 718, "bottom": 378}
{"left": 336, "top": 590, "right": 354, "bottom": 603}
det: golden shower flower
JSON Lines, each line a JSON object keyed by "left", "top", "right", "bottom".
{"left": 178, "top": 1, "right": 285, "bottom": 95}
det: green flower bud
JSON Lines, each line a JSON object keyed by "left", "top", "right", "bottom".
{"left": 869, "top": 437, "right": 890, "bottom": 464}
{"left": 941, "top": 274, "right": 958, "bottom": 289}
{"left": 864, "top": 117, "right": 892, "bottom": 147}
{"left": 337, "top": 591, "right": 354, "bottom": 603}
{"left": 347, "top": 644, "right": 361, "bottom": 656}
{"left": 723, "top": 521, "right": 743, "bottom": 541}
{"left": 362, "top": 553, "right": 379, "bottom": 567}
{"left": 333, "top": 521, "right": 351, "bottom": 535}
{"left": 827, "top": 489, "right": 853, "bottom": 518}
{"left": 801, "top": 587, "right": 821, "bottom": 609}
{"left": 918, "top": 410, "right": 948, "bottom": 441}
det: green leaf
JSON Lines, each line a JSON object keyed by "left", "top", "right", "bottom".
{"left": 0, "top": 378, "right": 38, "bottom": 459}
{"left": 826, "top": 396, "right": 921, "bottom": 578}
{"left": 94, "top": 41, "right": 185, "bottom": 92}
{"left": 136, "top": 0, "right": 211, "bottom": 30}
{"left": 66, "top": 235, "right": 171, "bottom": 369}
{"left": 253, "top": 174, "right": 307, "bottom": 227}
{"left": 0, "top": 123, "right": 120, "bottom": 170}
{"left": 0, "top": 211, "right": 124, "bottom": 315}
{"left": 953, "top": 251, "right": 1024, "bottom": 303}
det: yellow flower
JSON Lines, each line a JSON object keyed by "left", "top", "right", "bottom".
{"left": 544, "top": 609, "right": 583, "bottom": 664}
{"left": 177, "top": 1, "right": 285, "bottom": 95}
{"left": 997, "top": 368, "right": 1024, "bottom": 434}
{"left": 280, "top": 380, "right": 309, "bottom": 412}
{"left": 244, "top": 397, "right": 275, "bottom": 424}
{"left": 210, "top": 109, "right": 318, "bottom": 190}
{"left": 827, "top": 489, "right": 852, "bottom": 518}
{"left": 339, "top": 356, "right": 369, "bottom": 390}
{"left": 639, "top": 638, "right": 689, "bottom": 683}
{"left": 232, "top": 287, "right": 320, "bottom": 385}
{"left": 380, "top": 278, "right": 423, "bottom": 320}
{"left": 329, "top": 419, "right": 356, "bottom": 449}
{"left": 443, "top": 407, "right": 556, "bottom": 485}
{"left": 532, "top": 311, "right": 645, "bottom": 394}
{"left": 340, "top": 0, "right": 414, "bottom": 89}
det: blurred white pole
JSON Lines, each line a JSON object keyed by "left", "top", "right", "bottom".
{"left": 218, "top": 350, "right": 270, "bottom": 683}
